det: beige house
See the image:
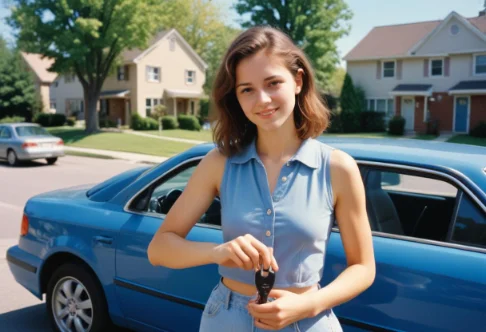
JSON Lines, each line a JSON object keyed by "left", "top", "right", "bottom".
{"left": 344, "top": 11, "right": 486, "bottom": 134}
{"left": 20, "top": 52, "right": 58, "bottom": 113}
{"left": 100, "top": 29, "right": 208, "bottom": 126}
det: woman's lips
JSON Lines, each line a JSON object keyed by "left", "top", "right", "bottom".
{"left": 257, "top": 108, "right": 278, "bottom": 118}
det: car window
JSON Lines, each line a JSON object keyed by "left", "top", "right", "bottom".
{"left": 15, "top": 126, "right": 49, "bottom": 137}
{"left": 451, "top": 193, "right": 486, "bottom": 248}
{"left": 363, "top": 169, "right": 458, "bottom": 242}
{"left": 135, "top": 162, "right": 221, "bottom": 227}
{"left": 0, "top": 127, "right": 12, "bottom": 138}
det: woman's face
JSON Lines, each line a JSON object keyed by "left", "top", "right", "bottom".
{"left": 235, "top": 51, "right": 303, "bottom": 133}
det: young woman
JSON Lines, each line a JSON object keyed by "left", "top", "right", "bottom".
{"left": 148, "top": 26, "right": 375, "bottom": 331}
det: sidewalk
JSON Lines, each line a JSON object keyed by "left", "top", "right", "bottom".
{"left": 118, "top": 129, "right": 206, "bottom": 144}
{"left": 64, "top": 146, "right": 168, "bottom": 164}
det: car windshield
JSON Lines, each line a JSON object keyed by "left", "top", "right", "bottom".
{"left": 15, "top": 126, "right": 50, "bottom": 137}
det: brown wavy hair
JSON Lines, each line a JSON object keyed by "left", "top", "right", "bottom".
{"left": 211, "top": 26, "right": 330, "bottom": 156}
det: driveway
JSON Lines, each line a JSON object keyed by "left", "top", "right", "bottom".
{"left": 0, "top": 155, "right": 145, "bottom": 331}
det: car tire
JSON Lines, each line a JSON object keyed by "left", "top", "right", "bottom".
{"left": 7, "top": 149, "right": 18, "bottom": 166}
{"left": 46, "top": 157, "right": 58, "bottom": 165}
{"left": 46, "top": 263, "right": 112, "bottom": 332}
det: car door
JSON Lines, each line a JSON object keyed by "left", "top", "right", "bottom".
{"left": 322, "top": 165, "right": 486, "bottom": 331}
{"left": 0, "top": 126, "right": 10, "bottom": 158}
{"left": 115, "top": 159, "right": 223, "bottom": 332}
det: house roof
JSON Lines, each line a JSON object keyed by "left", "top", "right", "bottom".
{"left": 122, "top": 29, "right": 208, "bottom": 70}
{"left": 449, "top": 80, "right": 486, "bottom": 95}
{"left": 20, "top": 52, "right": 58, "bottom": 83}
{"left": 390, "top": 84, "right": 433, "bottom": 96}
{"left": 344, "top": 12, "right": 486, "bottom": 61}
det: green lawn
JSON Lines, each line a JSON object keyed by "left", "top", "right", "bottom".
{"left": 140, "top": 129, "right": 213, "bottom": 142}
{"left": 447, "top": 135, "right": 486, "bottom": 147}
{"left": 48, "top": 127, "right": 197, "bottom": 157}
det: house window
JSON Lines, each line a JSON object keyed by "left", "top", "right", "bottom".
{"left": 367, "top": 98, "right": 395, "bottom": 120}
{"left": 185, "top": 70, "right": 196, "bottom": 84}
{"left": 117, "top": 66, "right": 129, "bottom": 81}
{"left": 474, "top": 55, "right": 486, "bottom": 75}
{"left": 191, "top": 101, "right": 195, "bottom": 115}
{"left": 68, "top": 99, "right": 84, "bottom": 114}
{"left": 51, "top": 81, "right": 58, "bottom": 88}
{"left": 146, "top": 98, "right": 163, "bottom": 117}
{"left": 50, "top": 100, "right": 56, "bottom": 110}
{"left": 383, "top": 61, "right": 395, "bottom": 78}
{"left": 64, "top": 74, "right": 76, "bottom": 83}
{"left": 146, "top": 66, "right": 161, "bottom": 82}
{"left": 430, "top": 59, "right": 443, "bottom": 77}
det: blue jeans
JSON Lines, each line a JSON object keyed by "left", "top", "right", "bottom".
{"left": 199, "top": 279, "right": 343, "bottom": 332}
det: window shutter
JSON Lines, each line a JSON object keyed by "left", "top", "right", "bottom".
{"left": 397, "top": 60, "right": 402, "bottom": 80}
{"left": 124, "top": 65, "right": 129, "bottom": 81}
{"left": 444, "top": 57, "right": 450, "bottom": 77}
{"left": 376, "top": 61, "right": 381, "bottom": 79}
{"left": 424, "top": 59, "right": 429, "bottom": 77}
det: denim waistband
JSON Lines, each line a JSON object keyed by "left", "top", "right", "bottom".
{"left": 211, "top": 278, "right": 257, "bottom": 311}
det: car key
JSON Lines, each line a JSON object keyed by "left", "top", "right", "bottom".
{"left": 255, "top": 265, "right": 275, "bottom": 304}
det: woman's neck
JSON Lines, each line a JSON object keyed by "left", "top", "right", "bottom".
{"left": 256, "top": 125, "right": 302, "bottom": 163}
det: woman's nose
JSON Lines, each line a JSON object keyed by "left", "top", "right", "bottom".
{"left": 256, "top": 89, "right": 272, "bottom": 105}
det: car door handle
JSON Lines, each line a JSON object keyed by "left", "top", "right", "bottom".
{"left": 93, "top": 235, "right": 113, "bottom": 245}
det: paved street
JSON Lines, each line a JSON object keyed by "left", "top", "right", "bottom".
{"left": 0, "top": 155, "right": 145, "bottom": 331}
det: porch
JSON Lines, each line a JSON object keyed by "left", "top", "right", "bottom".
{"left": 163, "top": 89, "right": 204, "bottom": 117}
{"left": 99, "top": 90, "right": 131, "bottom": 126}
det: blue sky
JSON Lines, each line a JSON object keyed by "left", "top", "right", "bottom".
{"left": 2, "top": 0, "right": 485, "bottom": 64}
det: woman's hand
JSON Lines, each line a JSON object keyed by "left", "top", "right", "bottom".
{"left": 211, "top": 234, "right": 279, "bottom": 271}
{"left": 247, "top": 289, "right": 315, "bottom": 330}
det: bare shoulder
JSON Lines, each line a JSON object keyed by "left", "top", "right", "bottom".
{"left": 196, "top": 147, "right": 227, "bottom": 194}
{"left": 329, "top": 149, "right": 363, "bottom": 204}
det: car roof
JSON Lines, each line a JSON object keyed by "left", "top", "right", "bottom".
{"left": 186, "top": 137, "right": 486, "bottom": 195}
{"left": 0, "top": 123, "right": 40, "bottom": 128}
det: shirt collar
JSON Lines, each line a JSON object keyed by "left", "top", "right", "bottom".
{"left": 230, "top": 137, "right": 319, "bottom": 169}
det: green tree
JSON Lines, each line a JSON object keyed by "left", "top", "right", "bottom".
{"left": 156, "top": 0, "right": 240, "bottom": 94}
{"left": 327, "top": 66, "right": 346, "bottom": 97}
{"left": 0, "top": 36, "right": 40, "bottom": 121}
{"left": 234, "top": 0, "right": 352, "bottom": 90}
{"left": 339, "top": 72, "right": 361, "bottom": 132}
{"left": 8, "top": 0, "right": 163, "bottom": 133}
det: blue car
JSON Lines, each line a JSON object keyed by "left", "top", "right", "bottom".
{"left": 7, "top": 137, "right": 486, "bottom": 332}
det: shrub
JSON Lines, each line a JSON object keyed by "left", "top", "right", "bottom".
{"left": 66, "top": 117, "right": 76, "bottom": 126}
{"left": 178, "top": 114, "right": 201, "bottom": 131}
{"left": 33, "top": 113, "right": 66, "bottom": 127}
{"left": 162, "top": 116, "right": 178, "bottom": 129}
{"left": 426, "top": 119, "right": 440, "bottom": 136}
{"left": 361, "top": 111, "right": 386, "bottom": 132}
{"left": 340, "top": 110, "right": 361, "bottom": 133}
{"left": 131, "top": 113, "right": 159, "bottom": 130}
{"left": 326, "top": 111, "right": 343, "bottom": 133}
{"left": 99, "top": 117, "right": 116, "bottom": 128}
{"left": 470, "top": 121, "right": 486, "bottom": 138}
{"left": 0, "top": 116, "right": 25, "bottom": 123}
{"left": 388, "top": 116, "right": 406, "bottom": 136}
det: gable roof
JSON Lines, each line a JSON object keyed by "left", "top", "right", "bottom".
{"left": 344, "top": 12, "right": 486, "bottom": 61}
{"left": 20, "top": 52, "right": 58, "bottom": 83}
{"left": 122, "top": 29, "right": 208, "bottom": 70}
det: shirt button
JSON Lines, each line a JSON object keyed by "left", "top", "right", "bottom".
{"left": 266, "top": 230, "right": 271, "bottom": 237}
{"left": 281, "top": 176, "right": 287, "bottom": 182}
{"left": 266, "top": 209, "right": 272, "bottom": 215}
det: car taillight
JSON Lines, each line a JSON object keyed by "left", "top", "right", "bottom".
{"left": 57, "top": 140, "right": 64, "bottom": 146}
{"left": 21, "top": 214, "right": 29, "bottom": 236}
{"left": 21, "top": 142, "right": 38, "bottom": 149}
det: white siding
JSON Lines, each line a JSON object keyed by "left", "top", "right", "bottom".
{"left": 49, "top": 75, "right": 84, "bottom": 115}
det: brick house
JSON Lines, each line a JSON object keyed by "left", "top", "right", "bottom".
{"left": 344, "top": 11, "right": 486, "bottom": 134}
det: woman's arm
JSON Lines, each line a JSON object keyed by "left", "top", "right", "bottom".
{"left": 307, "top": 149, "right": 376, "bottom": 316}
{"left": 147, "top": 148, "right": 225, "bottom": 269}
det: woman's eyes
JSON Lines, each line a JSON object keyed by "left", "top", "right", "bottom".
{"left": 240, "top": 81, "right": 282, "bottom": 94}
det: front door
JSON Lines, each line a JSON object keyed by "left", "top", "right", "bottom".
{"left": 401, "top": 97, "right": 415, "bottom": 131}
{"left": 454, "top": 96, "right": 469, "bottom": 133}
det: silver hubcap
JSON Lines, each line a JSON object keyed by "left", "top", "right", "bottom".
{"left": 7, "top": 151, "right": 15, "bottom": 165}
{"left": 52, "top": 277, "right": 93, "bottom": 332}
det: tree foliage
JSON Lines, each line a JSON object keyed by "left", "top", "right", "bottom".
{"left": 234, "top": 0, "right": 352, "bottom": 90}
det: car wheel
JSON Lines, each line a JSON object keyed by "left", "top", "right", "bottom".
{"left": 46, "top": 157, "right": 58, "bottom": 165}
{"left": 7, "top": 149, "right": 18, "bottom": 166}
{"left": 46, "top": 263, "right": 111, "bottom": 332}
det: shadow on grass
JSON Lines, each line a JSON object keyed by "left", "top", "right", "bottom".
{"left": 47, "top": 127, "right": 102, "bottom": 144}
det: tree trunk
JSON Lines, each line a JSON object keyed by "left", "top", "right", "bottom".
{"left": 84, "top": 86, "right": 100, "bottom": 134}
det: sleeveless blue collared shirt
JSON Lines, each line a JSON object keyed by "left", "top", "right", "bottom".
{"left": 218, "top": 137, "right": 336, "bottom": 288}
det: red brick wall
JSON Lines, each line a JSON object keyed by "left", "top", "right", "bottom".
{"left": 395, "top": 96, "right": 401, "bottom": 116}
{"left": 415, "top": 96, "right": 427, "bottom": 134}
{"left": 428, "top": 93, "right": 454, "bottom": 132}
{"left": 470, "top": 95, "right": 486, "bottom": 131}
{"left": 108, "top": 99, "right": 125, "bottom": 125}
